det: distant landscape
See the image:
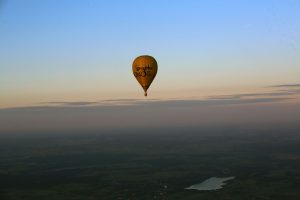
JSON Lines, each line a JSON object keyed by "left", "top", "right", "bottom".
{"left": 1, "top": 125, "right": 300, "bottom": 200}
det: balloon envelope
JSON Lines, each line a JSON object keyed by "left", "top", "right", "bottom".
{"left": 132, "top": 55, "right": 158, "bottom": 96}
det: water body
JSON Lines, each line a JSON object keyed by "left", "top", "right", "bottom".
{"left": 185, "top": 176, "right": 235, "bottom": 191}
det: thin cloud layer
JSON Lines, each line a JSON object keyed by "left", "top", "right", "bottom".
{"left": 1, "top": 82, "right": 300, "bottom": 111}
{"left": 46, "top": 101, "right": 99, "bottom": 106}
{"left": 207, "top": 92, "right": 294, "bottom": 100}
{"left": 209, "top": 83, "right": 300, "bottom": 101}
{"left": 0, "top": 96, "right": 299, "bottom": 134}
{"left": 0, "top": 83, "right": 299, "bottom": 134}
{"left": 271, "top": 84, "right": 300, "bottom": 88}
{"left": 0, "top": 97, "right": 294, "bottom": 112}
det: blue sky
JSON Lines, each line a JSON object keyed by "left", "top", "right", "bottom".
{"left": 0, "top": 0, "right": 300, "bottom": 108}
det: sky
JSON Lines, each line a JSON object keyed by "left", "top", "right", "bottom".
{"left": 0, "top": 1, "right": 300, "bottom": 133}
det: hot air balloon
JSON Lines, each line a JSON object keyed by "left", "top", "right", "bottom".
{"left": 132, "top": 55, "right": 158, "bottom": 96}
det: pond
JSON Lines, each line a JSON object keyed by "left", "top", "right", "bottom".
{"left": 185, "top": 176, "right": 235, "bottom": 191}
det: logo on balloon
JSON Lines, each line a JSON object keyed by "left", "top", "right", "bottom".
{"left": 134, "top": 64, "right": 153, "bottom": 78}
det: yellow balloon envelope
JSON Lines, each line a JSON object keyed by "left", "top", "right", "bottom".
{"left": 132, "top": 55, "right": 158, "bottom": 96}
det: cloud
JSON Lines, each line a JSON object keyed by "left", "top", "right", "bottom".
{"left": 0, "top": 96, "right": 293, "bottom": 112}
{"left": 0, "top": 96, "right": 299, "bottom": 134}
{"left": 45, "top": 101, "right": 99, "bottom": 106}
{"left": 101, "top": 99, "right": 144, "bottom": 102}
{"left": 1, "top": 83, "right": 299, "bottom": 112}
{"left": 267, "top": 84, "right": 300, "bottom": 97}
{"left": 0, "top": 93, "right": 298, "bottom": 134}
{"left": 36, "top": 99, "right": 162, "bottom": 108}
{"left": 142, "top": 97, "right": 294, "bottom": 108}
{"left": 208, "top": 83, "right": 300, "bottom": 101}
{"left": 271, "top": 84, "right": 300, "bottom": 88}
{"left": 208, "top": 91, "right": 294, "bottom": 100}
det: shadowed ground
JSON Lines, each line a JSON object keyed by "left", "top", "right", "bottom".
{"left": 0, "top": 126, "right": 300, "bottom": 200}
